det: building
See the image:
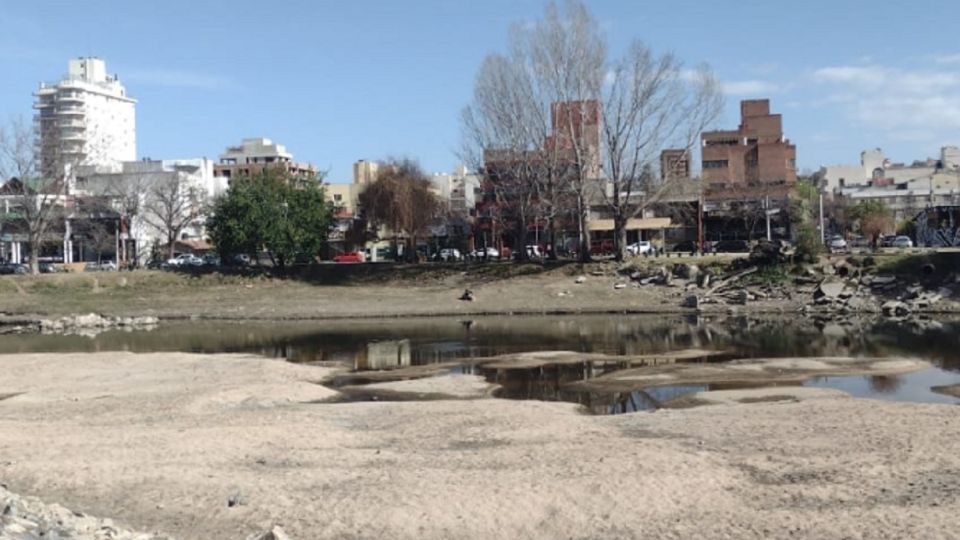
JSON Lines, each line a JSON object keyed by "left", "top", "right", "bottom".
{"left": 352, "top": 160, "right": 380, "bottom": 186}
{"left": 428, "top": 165, "right": 482, "bottom": 215}
{"left": 821, "top": 146, "right": 960, "bottom": 194}
{"left": 660, "top": 149, "right": 691, "bottom": 181}
{"left": 213, "top": 138, "right": 316, "bottom": 181}
{"left": 33, "top": 57, "right": 136, "bottom": 175}
{"left": 701, "top": 99, "right": 796, "bottom": 190}
{"left": 76, "top": 158, "right": 227, "bottom": 264}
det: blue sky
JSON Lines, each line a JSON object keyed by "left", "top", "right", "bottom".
{"left": 2, "top": 0, "right": 959, "bottom": 182}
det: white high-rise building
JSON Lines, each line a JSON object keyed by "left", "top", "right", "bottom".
{"left": 33, "top": 57, "right": 136, "bottom": 176}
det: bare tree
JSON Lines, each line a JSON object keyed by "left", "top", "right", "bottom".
{"left": 0, "top": 118, "right": 72, "bottom": 274}
{"left": 358, "top": 159, "right": 442, "bottom": 262}
{"left": 105, "top": 173, "right": 148, "bottom": 267}
{"left": 142, "top": 173, "right": 204, "bottom": 260}
{"left": 602, "top": 46, "right": 722, "bottom": 261}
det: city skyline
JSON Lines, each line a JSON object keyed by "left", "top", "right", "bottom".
{"left": 2, "top": 0, "right": 959, "bottom": 182}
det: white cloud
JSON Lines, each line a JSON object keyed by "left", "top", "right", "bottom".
{"left": 124, "top": 68, "right": 232, "bottom": 90}
{"left": 720, "top": 79, "right": 780, "bottom": 96}
{"left": 933, "top": 53, "right": 960, "bottom": 65}
{"left": 811, "top": 63, "right": 960, "bottom": 133}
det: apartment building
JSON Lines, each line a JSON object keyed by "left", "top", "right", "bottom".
{"left": 33, "top": 57, "right": 136, "bottom": 176}
{"left": 213, "top": 138, "right": 316, "bottom": 181}
{"left": 701, "top": 99, "right": 796, "bottom": 190}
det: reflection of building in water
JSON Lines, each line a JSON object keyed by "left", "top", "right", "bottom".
{"left": 355, "top": 339, "right": 411, "bottom": 370}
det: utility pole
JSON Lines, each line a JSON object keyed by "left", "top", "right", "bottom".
{"left": 819, "top": 193, "right": 825, "bottom": 244}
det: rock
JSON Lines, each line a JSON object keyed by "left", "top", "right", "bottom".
{"left": 459, "top": 289, "right": 475, "bottom": 301}
{"left": 246, "top": 526, "right": 292, "bottom": 540}
{"left": 629, "top": 271, "right": 642, "bottom": 281}
{"left": 613, "top": 283, "right": 627, "bottom": 290}
{"left": 676, "top": 264, "right": 700, "bottom": 282}
{"left": 815, "top": 281, "right": 845, "bottom": 300}
{"left": 682, "top": 295, "right": 700, "bottom": 309}
{"left": 574, "top": 276, "right": 586, "bottom": 284}
{"left": 227, "top": 492, "right": 246, "bottom": 508}
{"left": 729, "top": 289, "right": 749, "bottom": 305}
{"left": 870, "top": 275, "right": 897, "bottom": 287}
{"left": 698, "top": 273, "right": 711, "bottom": 289}
{"left": 881, "top": 300, "right": 911, "bottom": 317}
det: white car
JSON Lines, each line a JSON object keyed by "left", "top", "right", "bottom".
{"left": 471, "top": 247, "right": 499, "bottom": 259}
{"left": 828, "top": 235, "right": 847, "bottom": 252}
{"left": 891, "top": 236, "right": 913, "bottom": 249}
{"left": 439, "top": 248, "right": 462, "bottom": 261}
{"left": 627, "top": 241, "right": 653, "bottom": 256}
{"left": 166, "top": 254, "right": 203, "bottom": 267}
{"left": 525, "top": 245, "right": 542, "bottom": 258}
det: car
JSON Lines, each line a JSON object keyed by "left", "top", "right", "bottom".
{"left": 880, "top": 235, "right": 897, "bottom": 248}
{"left": 202, "top": 254, "right": 221, "bottom": 267}
{"left": 0, "top": 263, "right": 28, "bottom": 275}
{"left": 471, "top": 247, "right": 499, "bottom": 259}
{"left": 166, "top": 254, "right": 203, "bottom": 267}
{"left": 333, "top": 251, "right": 365, "bottom": 263}
{"left": 627, "top": 241, "right": 653, "bottom": 256}
{"left": 439, "top": 248, "right": 462, "bottom": 261}
{"left": 590, "top": 239, "right": 615, "bottom": 255}
{"left": 828, "top": 235, "right": 847, "bottom": 252}
{"left": 39, "top": 262, "right": 60, "bottom": 274}
{"left": 672, "top": 240, "right": 698, "bottom": 253}
{"left": 891, "top": 236, "right": 914, "bottom": 248}
{"left": 713, "top": 239, "right": 750, "bottom": 252}
{"left": 525, "top": 245, "right": 543, "bottom": 258}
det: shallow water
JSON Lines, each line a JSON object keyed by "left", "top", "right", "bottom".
{"left": 2, "top": 314, "right": 960, "bottom": 413}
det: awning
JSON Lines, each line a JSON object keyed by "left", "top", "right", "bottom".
{"left": 587, "top": 217, "right": 672, "bottom": 232}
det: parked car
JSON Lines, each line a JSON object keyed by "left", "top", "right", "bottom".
{"left": 39, "top": 262, "right": 60, "bottom": 274}
{"left": 166, "top": 254, "right": 203, "bottom": 267}
{"left": 627, "top": 241, "right": 653, "bottom": 256}
{"left": 713, "top": 239, "right": 750, "bottom": 252}
{"left": 590, "top": 239, "right": 615, "bottom": 255}
{"left": 202, "top": 254, "right": 221, "bottom": 267}
{"left": 672, "top": 240, "right": 698, "bottom": 253}
{"left": 891, "top": 236, "right": 914, "bottom": 248}
{"left": 525, "top": 245, "right": 543, "bottom": 258}
{"left": 84, "top": 261, "right": 117, "bottom": 272}
{"left": 828, "top": 235, "right": 848, "bottom": 252}
{"left": 471, "top": 247, "right": 500, "bottom": 259}
{"left": 880, "top": 235, "right": 897, "bottom": 248}
{"left": 0, "top": 263, "right": 28, "bottom": 275}
{"left": 333, "top": 251, "right": 364, "bottom": 263}
{"left": 439, "top": 248, "right": 462, "bottom": 261}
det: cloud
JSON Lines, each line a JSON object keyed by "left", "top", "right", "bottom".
{"left": 720, "top": 79, "right": 780, "bottom": 96}
{"left": 933, "top": 53, "right": 960, "bottom": 65}
{"left": 123, "top": 68, "right": 232, "bottom": 90}
{"left": 811, "top": 63, "right": 960, "bottom": 133}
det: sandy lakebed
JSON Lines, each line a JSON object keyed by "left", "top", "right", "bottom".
{"left": 2, "top": 351, "right": 960, "bottom": 539}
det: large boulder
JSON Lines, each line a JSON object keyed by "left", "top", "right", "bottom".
{"left": 881, "top": 300, "right": 911, "bottom": 318}
{"left": 814, "top": 280, "right": 845, "bottom": 300}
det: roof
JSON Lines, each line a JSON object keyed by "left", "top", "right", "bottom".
{"left": 588, "top": 217, "right": 672, "bottom": 232}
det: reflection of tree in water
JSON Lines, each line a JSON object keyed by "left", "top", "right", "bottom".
{"left": 868, "top": 374, "right": 903, "bottom": 393}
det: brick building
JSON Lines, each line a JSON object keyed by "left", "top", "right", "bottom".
{"left": 701, "top": 99, "right": 796, "bottom": 190}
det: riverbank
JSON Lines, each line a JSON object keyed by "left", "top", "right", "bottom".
{"left": 1, "top": 253, "right": 959, "bottom": 325}
{"left": 2, "top": 351, "right": 960, "bottom": 539}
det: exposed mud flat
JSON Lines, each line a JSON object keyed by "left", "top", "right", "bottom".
{"left": 3, "top": 351, "right": 960, "bottom": 539}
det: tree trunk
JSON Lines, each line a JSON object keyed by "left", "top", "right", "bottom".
{"left": 167, "top": 233, "right": 176, "bottom": 260}
{"left": 614, "top": 214, "right": 628, "bottom": 262}
{"left": 577, "top": 196, "right": 592, "bottom": 263}
{"left": 28, "top": 235, "right": 40, "bottom": 275}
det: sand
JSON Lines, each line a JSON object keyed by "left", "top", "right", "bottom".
{"left": 2, "top": 351, "right": 960, "bottom": 539}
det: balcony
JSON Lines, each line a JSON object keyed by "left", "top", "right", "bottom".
{"left": 58, "top": 119, "right": 86, "bottom": 129}
{"left": 57, "top": 92, "right": 84, "bottom": 103}
{"left": 55, "top": 105, "right": 85, "bottom": 116}
{"left": 60, "top": 132, "right": 86, "bottom": 142}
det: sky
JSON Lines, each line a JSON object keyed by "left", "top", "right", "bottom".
{"left": 2, "top": 0, "right": 959, "bottom": 183}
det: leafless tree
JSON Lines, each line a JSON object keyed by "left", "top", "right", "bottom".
{"left": 602, "top": 45, "right": 722, "bottom": 260}
{"left": 142, "top": 173, "right": 204, "bottom": 260}
{"left": 0, "top": 118, "right": 74, "bottom": 274}
{"left": 105, "top": 173, "right": 148, "bottom": 266}
{"left": 358, "top": 158, "right": 441, "bottom": 262}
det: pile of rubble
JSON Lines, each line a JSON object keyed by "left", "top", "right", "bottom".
{"left": 38, "top": 313, "right": 159, "bottom": 335}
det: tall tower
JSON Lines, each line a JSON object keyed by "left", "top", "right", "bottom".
{"left": 33, "top": 57, "right": 136, "bottom": 176}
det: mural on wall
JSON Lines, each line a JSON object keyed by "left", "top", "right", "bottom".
{"left": 915, "top": 206, "right": 960, "bottom": 247}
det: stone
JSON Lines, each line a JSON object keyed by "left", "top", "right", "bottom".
{"left": 246, "top": 526, "right": 292, "bottom": 540}
{"left": 676, "top": 264, "right": 700, "bottom": 282}
{"left": 729, "top": 289, "right": 749, "bottom": 305}
{"left": 613, "top": 283, "right": 627, "bottom": 290}
{"left": 881, "top": 300, "right": 911, "bottom": 317}
{"left": 815, "top": 281, "right": 845, "bottom": 300}
{"left": 227, "top": 492, "right": 246, "bottom": 508}
{"left": 698, "top": 273, "right": 711, "bottom": 289}
{"left": 870, "top": 275, "right": 897, "bottom": 287}
{"left": 459, "top": 289, "right": 475, "bottom": 301}
{"left": 574, "top": 276, "right": 586, "bottom": 284}
{"left": 682, "top": 295, "right": 700, "bottom": 309}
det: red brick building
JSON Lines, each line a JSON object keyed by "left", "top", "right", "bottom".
{"left": 701, "top": 99, "right": 796, "bottom": 191}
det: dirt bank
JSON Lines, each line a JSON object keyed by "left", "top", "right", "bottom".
{"left": 2, "top": 351, "right": 960, "bottom": 539}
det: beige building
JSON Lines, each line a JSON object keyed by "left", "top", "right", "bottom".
{"left": 213, "top": 138, "right": 316, "bottom": 181}
{"left": 353, "top": 160, "right": 380, "bottom": 185}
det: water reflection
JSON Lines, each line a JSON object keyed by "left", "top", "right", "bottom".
{"left": 3, "top": 314, "right": 960, "bottom": 412}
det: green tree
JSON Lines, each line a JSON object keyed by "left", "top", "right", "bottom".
{"left": 207, "top": 170, "right": 333, "bottom": 270}
{"left": 789, "top": 177, "right": 821, "bottom": 262}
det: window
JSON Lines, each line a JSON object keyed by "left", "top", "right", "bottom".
{"left": 703, "top": 160, "right": 729, "bottom": 169}
{"left": 333, "top": 194, "right": 342, "bottom": 202}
